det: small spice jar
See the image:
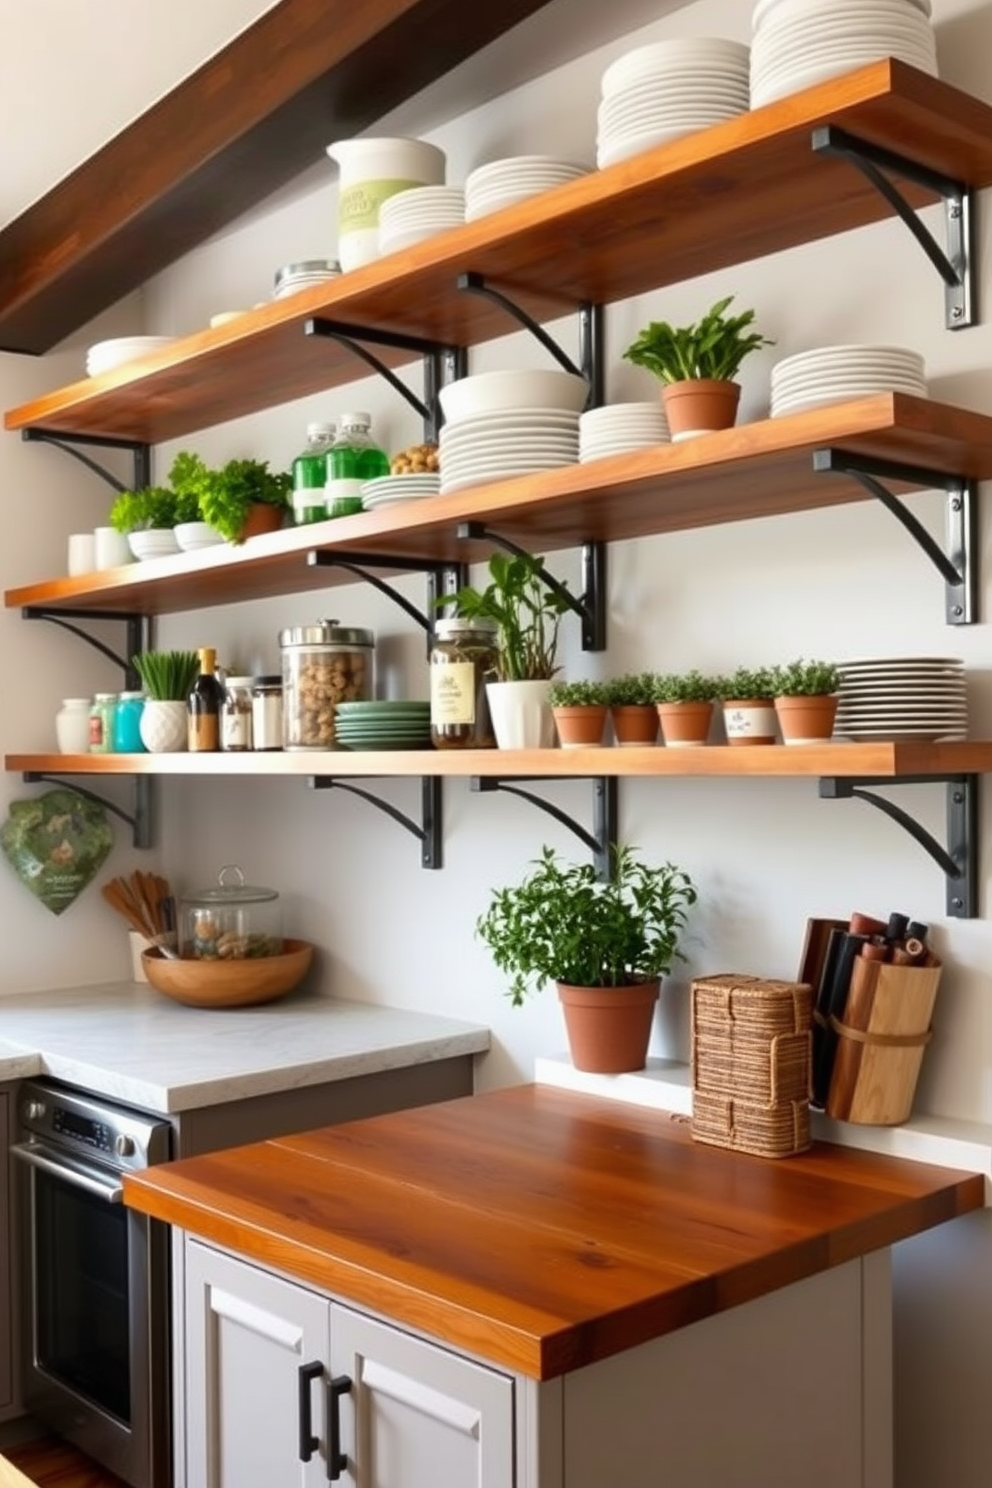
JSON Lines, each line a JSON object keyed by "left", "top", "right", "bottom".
{"left": 430, "top": 617, "right": 499, "bottom": 749}
{"left": 279, "top": 620, "right": 375, "bottom": 750}
{"left": 251, "top": 675, "right": 283, "bottom": 750}
{"left": 56, "top": 698, "right": 93, "bottom": 754}
{"left": 221, "top": 676, "right": 254, "bottom": 752}
{"left": 112, "top": 691, "right": 146, "bottom": 753}
{"left": 88, "top": 693, "right": 118, "bottom": 754}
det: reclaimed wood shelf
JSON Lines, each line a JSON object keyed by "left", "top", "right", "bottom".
{"left": 7, "top": 61, "right": 992, "bottom": 441}
{"left": 9, "top": 742, "right": 992, "bottom": 778}
{"left": 7, "top": 393, "right": 992, "bottom": 616}
{"left": 0, "top": 0, "right": 557, "bottom": 356}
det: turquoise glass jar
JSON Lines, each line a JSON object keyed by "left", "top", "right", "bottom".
{"left": 112, "top": 691, "right": 146, "bottom": 752}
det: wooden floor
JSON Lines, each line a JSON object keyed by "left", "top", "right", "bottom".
{"left": 1, "top": 1437, "right": 129, "bottom": 1488}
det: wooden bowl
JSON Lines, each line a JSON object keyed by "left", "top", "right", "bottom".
{"left": 142, "top": 939, "right": 313, "bottom": 1008}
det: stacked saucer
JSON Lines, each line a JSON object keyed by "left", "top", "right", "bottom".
{"left": 272, "top": 260, "right": 340, "bottom": 300}
{"left": 770, "top": 345, "right": 927, "bottom": 417}
{"left": 334, "top": 700, "right": 432, "bottom": 750}
{"left": 361, "top": 473, "right": 441, "bottom": 509}
{"left": 751, "top": 0, "right": 938, "bottom": 110}
{"left": 438, "top": 409, "right": 580, "bottom": 495}
{"left": 597, "top": 37, "right": 750, "bottom": 169}
{"left": 464, "top": 156, "right": 590, "bottom": 221}
{"left": 86, "top": 337, "right": 176, "bottom": 376}
{"left": 579, "top": 401, "right": 670, "bottom": 462}
{"left": 834, "top": 656, "right": 967, "bottom": 742}
{"left": 378, "top": 187, "right": 466, "bottom": 254}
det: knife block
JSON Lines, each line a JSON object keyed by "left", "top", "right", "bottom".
{"left": 825, "top": 953, "right": 942, "bottom": 1125}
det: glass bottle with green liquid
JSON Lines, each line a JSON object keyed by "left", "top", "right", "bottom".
{"left": 325, "top": 411, "right": 389, "bottom": 517}
{"left": 292, "top": 420, "right": 336, "bottom": 524}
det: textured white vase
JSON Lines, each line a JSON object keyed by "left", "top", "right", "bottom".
{"left": 485, "top": 680, "right": 555, "bottom": 749}
{"left": 139, "top": 699, "right": 188, "bottom": 753}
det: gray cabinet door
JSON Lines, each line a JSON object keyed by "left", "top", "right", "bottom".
{"left": 330, "top": 1302, "right": 515, "bottom": 1487}
{"left": 184, "top": 1240, "right": 330, "bottom": 1488}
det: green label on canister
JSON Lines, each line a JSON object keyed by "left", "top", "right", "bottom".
{"left": 338, "top": 178, "right": 422, "bottom": 234}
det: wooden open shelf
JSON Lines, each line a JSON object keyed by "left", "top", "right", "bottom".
{"left": 6, "top": 393, "right": 991, "bottom": 616}
{"left": 8, "top": 742, "right": 992, "bottom": 779}
{"left": 7, "top": 61, "right": 992, "bottom": 441}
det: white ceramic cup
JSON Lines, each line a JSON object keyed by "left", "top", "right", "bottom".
{"left": 94, "top": 525, "right": 133, "bottom": 569}
{"left": 67, "top": 532, "right": 96, "bottom": 575}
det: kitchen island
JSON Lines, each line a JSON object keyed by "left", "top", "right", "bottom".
{"left": 124, "top": 1082, "right": 985, "bottom": 1488}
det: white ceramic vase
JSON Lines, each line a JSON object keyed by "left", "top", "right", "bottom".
{"left": 55, "top": 697, "right": 93, "bottom": 753}
{"left": 326, "top": 137, "right": 446, "bottom": 271}
{"left": 139, "top": 699, "right": 188, "bottom": 753}
{"left": 486, "top": 680, "right": 556, "bottom": 749}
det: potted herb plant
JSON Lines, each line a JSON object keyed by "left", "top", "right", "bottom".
{"left": 547, "top": 679, "right": 610, "bottom": 749}
{"left": 108, "top": 483, "right": 196, "bottom": 560}
{"left": 477, "top": 843, "right": 697, "bottom": 1073}
{"left": 441, "top": 551, "right": 573, "bottom": 748}
{"left": 622, "top": 294, "right": 773, "bottom": 441}
{"left": 719, "top": 665, "right": 779, "bottom": 746}
{"left": 771, "top": 658, "right": 841, "bottom": 744}
{"left": 179, "top": 453, "right": 293, "bottom": 544}
{"left": 131, "top": 650, "right": 201, "bottom": 753}
{"left": 603, "top": 671, "right": 659, "bottom": 746}
{"left": 652, "top": 669, "right": 720, "bottom": 747}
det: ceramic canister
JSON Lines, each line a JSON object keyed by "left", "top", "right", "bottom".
{"left": 326, "top": 137, "right": 446, "bottom": 271}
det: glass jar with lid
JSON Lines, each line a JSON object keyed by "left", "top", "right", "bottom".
{"left": 220, "top": 676, "right": 254, "bottom": 751}
{"left": 279, "top": 620, "right": 375, "bottom": 750}
{"left": 430, "top": 617, "right": 499, "bottom": 749}
{"left": 180, "top": 864, "right": 282, "bottom": 960}
{"left": 251, "top": 675, "right": 283, "bottom": 751}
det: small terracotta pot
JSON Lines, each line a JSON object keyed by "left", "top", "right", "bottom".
{"left": 552, "top": 704, "right": 609, "bottom": 749}
{"left": 609, "top": 704, "right": 658, "bottom": 747}
{"left": 722, "top": 698, "right": 778, "bottom": 746}
{"left": 662, "top": 378, "right": 741, "bottom": 441}
{"left": 657, "top": 700, "right": 713, "bottom": 747}
{"left": 557, "top": 979, "right": 660, "bottom": 1073}
{"left": 774, "top": 693, "right": 839, "bottom": 745}
{"left": 239, "top": 502, "right": 286, "bottom": 540}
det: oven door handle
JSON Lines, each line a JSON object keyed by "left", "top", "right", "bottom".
{"left": 10, "top": 1141, "right": 125, "bottom": 1203}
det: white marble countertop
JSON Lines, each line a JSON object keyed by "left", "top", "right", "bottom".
{"left": 0, "top": 983, "right": 489, "bottom": 1113}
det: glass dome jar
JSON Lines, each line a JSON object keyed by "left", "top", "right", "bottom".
{"left": 180, "top": 865, "right": 283, "bottom": 960}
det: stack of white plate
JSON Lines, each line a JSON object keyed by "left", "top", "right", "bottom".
{"left": 770, "top": 344, "right": 927, "bottom": 417}
{"left": 751, "top": 0, "right": 937, "bottom": 110}
{"left": 835, "top": 656, "right": 967, "bottom": 742}
{"left": 378, "top": 187, "right": 465, "bottom": 254}
{"left": 464, "top": 156, "right": 590, "bottom": 221}
{"left": 86, "top": 337, "right": 176, "bottom": 376}
{"left": 272, "top": 259, "right": 340, "bottom": 299}
{"left": 127, "top": 529, "right": 180, "bottom": 562}
{"left": 361, "top": 473, "right": 441, "bottom": 509}
{"left": 596, "top": 37, "right": 751, "bottom": 169}
{"left": 438, "top": 410, "right": 580, "bottom": 495}
{"left": 579, "top": 401, "right": 670, "bottom": 462}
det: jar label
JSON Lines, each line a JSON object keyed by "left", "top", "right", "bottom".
{"left": 324, "top": 478, "right": 364, "bottom": 504}
{"left": 431, "top": 662, "right": 476, "bottom": 726}
{"left": 338, "top": 178, "right": 422, "bottom": 233}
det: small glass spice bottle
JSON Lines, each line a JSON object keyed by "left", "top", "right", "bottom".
{"left": 251, "top": 675, "right": 283, "bottom": 751}
{"left": 430, "top": 617, "right": 499, "bottom": 749}
{"left": 220, "top": 676, "right": 254, "bottom": 752}
{"left": 88, "top": 693, "right": 118, "bottom": 754}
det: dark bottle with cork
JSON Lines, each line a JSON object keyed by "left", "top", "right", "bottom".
{"left": 187, "top": 646, "right": 224, "bottom": 752}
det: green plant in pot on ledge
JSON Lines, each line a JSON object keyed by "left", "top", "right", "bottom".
{"left": 174, "top": 452, "right": 293, "bottom": 544}
{"left": 109, "top": 482, "right": 197, "bottom": 560}
{"left": 718, "top": 665, "right": 779, "bottom": 747}
{"left": 603, "top": 671, "right": 660, "bottom": 746}
{"left": 477, "top": 843, "right": 697, "bottom": 1073}
{"left": 652, "top": 669, "right": 721, "bottom": 748}
{"left": 131, "top": 650, "right": 201, "bottom": 754}
{"left": 622, "top": 294, "right": 773, "bottom": 441}
{"left": 547, "top": 679, "right": 610, "bottom": 749}
{"left": 770, "top": 657, "right": 841, "bottom": 745}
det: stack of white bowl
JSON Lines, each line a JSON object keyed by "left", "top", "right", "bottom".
{"left": 464, "top": 156, "right": 590, "bottom": 221}
{"left": 272, "top": 260, "right": 340, "bottom": 300}
{"left": 770, "top": 344, "right": 927, "bottom": 416}
{"left": 378, "top": 187, "right": 466, "bottom": 255}
{"left": 579, "top": 402, "right": 670, "bottom": 463}
{"left": 437, "top": 369, "right": 587, "bottom": 495}
{"left": 596, "top": 37, "right": 751, "bottom": 169}
{"left": 86, "top": 337, "right": 176, "bottom": 376}
{"left": 127, "top": 530, "right": 180, "bottom": 561}
{"left": 834, "top": 656, "right": 967, "bottom": 742}
{"left": 750, "top": 0, "right": 937, "bottom": 110}
{"left": 361, "top": 473, "right": 441, "bottom": 509}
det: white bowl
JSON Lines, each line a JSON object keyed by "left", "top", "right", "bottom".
{"left": 86, "top": 336, "right": 177, "bottom": 375}
{"left": 175, "top": 521, "right": 226, "bottom": 552}
{"left": 438, "top": 369, "right": 589, "bottom": 424}
{"left": 128, "top": 529, "right": 180, "bottom": 561}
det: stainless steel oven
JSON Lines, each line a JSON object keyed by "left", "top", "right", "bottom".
{"left": 11, "top": 1078, "right": 173, "bottom": 1488}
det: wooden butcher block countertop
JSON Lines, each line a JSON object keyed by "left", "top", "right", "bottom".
{"left": 123, "top": 1083, "right": 984, "bottom": 1380}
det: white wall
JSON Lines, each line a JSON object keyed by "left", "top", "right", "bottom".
{"left": 3, "top": 0, "right": 992, "bottom": 1482}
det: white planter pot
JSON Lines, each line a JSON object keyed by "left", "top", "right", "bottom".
{"left": 722, "top": 699, "right": 778, "bottom": 746}
{"left": 485, "top": 679, "right": 556, "bottom": 749}
{"left": 139, "top": 699, "right": 188, "bottom": 753}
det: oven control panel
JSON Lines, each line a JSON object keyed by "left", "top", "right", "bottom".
{"left": 52, "top": 1106, "right": 116, "bottom": 1154}
{"left": 18, "top": 1079, "right": 172, "bottom": 1171}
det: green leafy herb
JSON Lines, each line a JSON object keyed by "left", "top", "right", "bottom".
{"left": 547, "top": 679, "right": 608, "bottom": 706}
{"left": 603, "top": 672, "right": 658, "bottom": 707}
{"left": 439, "top": 551, "right": 572, "bottom": 681}
{"left": 652, "top": 669, "right": 719, "bottom": 704}
{"left": 623, "top": 295, "right": 774, "bottom": 384}
{"left": 132, "top": 650, "right": 201, "bottom": 701}
{"left": 770, "top": 658, "right": 841, "bottom": 697}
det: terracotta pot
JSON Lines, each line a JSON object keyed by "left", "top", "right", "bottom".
{"left": 657, "top": 700, "right": 713, "bottom": 747}
{"left": 557, "top": 979, "right": 660, "bottom": 1073}
{"left": 239, "top": 502, "right": 286, "bottom": 540}
{"left": 609, "top": 704, "right": 658, "bottom": 747}
{"left": 552, "top": 704, "right": 609, "bottom": 749}
{"left": 721, "top": 698, "right": 778, "bottom": 746}
{"left": 774, "top": 693, "right": 839, "bottom": 745}
{"left": 661, "top": 378, "right": 741, "bottom": 441}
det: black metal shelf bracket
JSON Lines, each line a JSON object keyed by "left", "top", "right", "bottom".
{"left": 305, "top": 318, "right": 461, "bottom": 442}
{"left": 811, "top": 125, "right": 974, "bottom": 330}
{"left": 23, "top": 608, "right": 152, "bottom": 685}
{"left": 22, "top": 428, "right": 151, "bottom": 493}
{"left": 307, "top": 552, "right": 468, "bottom": 652}
{"left": 819, "top": 774, "right": 977, "bottom": 918}
{"left": 309, "top": 775, "right": 442, "bottom": 869}
{"left": 812, "top": 448, "right": 977, "bottom": 625}
{"left": 22, "top": 771, "right": 154, "bottom": 850}
{"left": 471, "top": 775, "right": 618, "bottom": 880}
{"left": 456, "top": 272, "right": 604, "bottom": 405}
{"left": 455, "top": 521, "right": 606, "bottom": 652}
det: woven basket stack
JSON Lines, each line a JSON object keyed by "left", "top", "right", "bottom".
{"left": 691, "top": 973, "right": 813, "bottom": 1159}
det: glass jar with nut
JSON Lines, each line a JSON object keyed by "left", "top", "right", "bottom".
{"left": 180, "top": 865, "right": 283, "bottom": 960}
{"left": 279, "top": 620, "right": 375, "bottom": 750}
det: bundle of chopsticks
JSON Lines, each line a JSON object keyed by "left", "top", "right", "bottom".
{"left": 102, "top": 870, "right": 179, "bottom": 959}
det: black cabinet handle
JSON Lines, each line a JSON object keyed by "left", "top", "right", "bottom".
{"left": 327, "top": 1374, "right": 353, "bottom": 1481}
{"left": 298, "top": 1360, "right": 324, "bottom": 1462}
